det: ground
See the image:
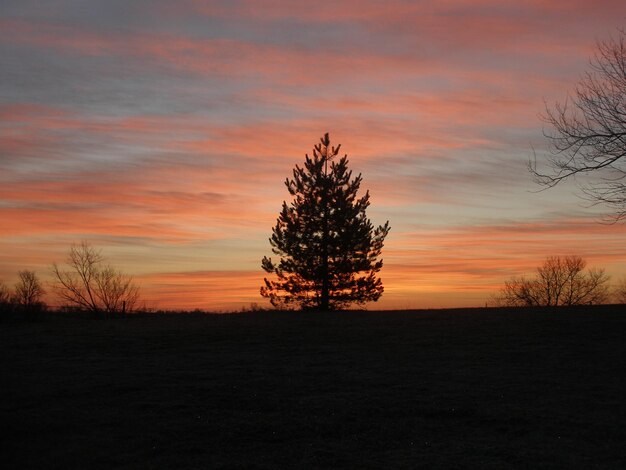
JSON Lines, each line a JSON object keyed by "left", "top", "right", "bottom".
{"left": 1, "top": 306, "right": 625, "bottom": 469}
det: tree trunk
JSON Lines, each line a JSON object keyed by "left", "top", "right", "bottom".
{"left": 320, "top": 153, "right": 330, "bottom": 311}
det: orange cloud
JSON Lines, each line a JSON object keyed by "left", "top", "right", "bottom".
{"left": 379, "top": 218, "right": 626, "bottom": 306}
{"left": 136, "top": 270, "right": 266, "bottom": 311}
{"left": 2, "top": 2, "right": 624, "bottom": 311}
{"left": 2, "top": 210, "right": 624, "bottom": 311}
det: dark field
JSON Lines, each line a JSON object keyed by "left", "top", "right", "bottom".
{"left": 2, "top": 306, "right": 625, "bottom": 469}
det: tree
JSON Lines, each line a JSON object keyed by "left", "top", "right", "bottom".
{"left": 0, "top": 282, "right": 10, "bottom": 304}
{"left": 530, "top": 28, "right": 626, "bottom": 221}
{"left": 0, "top": 281, "right": 13, "bottom": 313}
{"left": 52, "top": 242, "right": 140, "bottom": 315}
{"left": 13, "top": 270, "right": 45, "bottom": 310}
{"left": 493, "top": 255, "right": 610, "bottom": 307}
{"left": 0, "top": 282, "right": 13, "bottom": 320}
{"left": 261, "top": 133, "right": 390, "bottom": 311}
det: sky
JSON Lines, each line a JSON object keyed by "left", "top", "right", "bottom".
{"left": 1, "top": 0, "right": 625, "bottom": 311}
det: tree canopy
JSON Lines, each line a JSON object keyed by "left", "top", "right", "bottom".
{"left": 261, "top": 133, "right": 390, "bottom": 310}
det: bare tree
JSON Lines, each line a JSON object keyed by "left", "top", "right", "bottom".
{"left": 0, "top": 281, "right": 10, "bottom": 304}
{"left": 530, "top": 28, "right": 626, "bottom": 221}
{"left": 494, "top": 255, "right": 610, "bottom": 307}
{"left": 13, "top": 270, "right": 46, "bottom": 310}
{"left": 52, "top": 242, "right": 140, "bottom": 315}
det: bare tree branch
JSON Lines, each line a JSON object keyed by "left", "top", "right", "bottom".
{"left": 13, "top": 270, "right": 45, "bottom": 309}
{"left": 492, "top": 256, "right": 610, "bottom": 307}
{"left": 52, "top": 242, "right": 140, "bottom": 315}
{"left": 530, "top": 28, "right": 626, "bottom": 221}
{"left": 0, "top": 281, "right": 10, "bottom": 305}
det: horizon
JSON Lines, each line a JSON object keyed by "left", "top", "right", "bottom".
{"left": 1, "top": 1, "right": 625, "bottom": 311}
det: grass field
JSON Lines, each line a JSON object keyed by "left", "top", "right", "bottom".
{"left": 1, "top": 306, "right": 625, "bottom": 469}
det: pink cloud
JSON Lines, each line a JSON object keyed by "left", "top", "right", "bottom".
{"left": 2, "top": 2, "right": 624, "bottom": 311}
{"left": 189, "top": 0, "right": 623, "bottom": 54}
{"left": 0, "top": 19, "right": 437, "bottom": 86}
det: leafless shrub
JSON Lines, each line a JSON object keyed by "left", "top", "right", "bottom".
{"left": 13, "top": 270, "right": 46, "bottom": 310}
{"left": 52, "top": 242, "right": 140, "bottom": 315}
{"left": 0, "top": 281, "right": 10, "bottom": 305}
{"left": 493, "top": 256, "right": 610, "bottom": 307}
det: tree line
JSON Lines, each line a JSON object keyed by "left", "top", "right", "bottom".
{"left": 2, "top": 249, "right": 624, "bottom": 318}
{"left": 1, "top": 242, "right": 140, "bottom": 317}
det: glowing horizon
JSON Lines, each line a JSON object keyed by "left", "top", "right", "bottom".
{"left": 1, "top": 1, "right": 625, "bottom": 311}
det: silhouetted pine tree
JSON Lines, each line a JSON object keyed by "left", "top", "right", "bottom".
{"left": 261, "top": 133, "right": 390, "bottom": 310}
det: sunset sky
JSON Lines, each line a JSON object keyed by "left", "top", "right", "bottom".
{"left": 1, "top": 1, "right": 625, "bottom": 310}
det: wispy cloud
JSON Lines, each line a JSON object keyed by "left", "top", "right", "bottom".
{"left": 1, "top": 1, "right": 624, "bottom": 309}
